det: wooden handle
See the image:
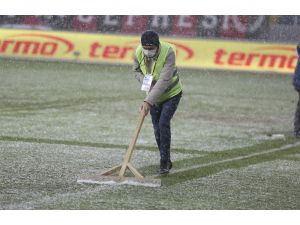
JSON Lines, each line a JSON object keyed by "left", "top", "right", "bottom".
{"left": 119, "top": 112, "right": 145, "bottom": 177}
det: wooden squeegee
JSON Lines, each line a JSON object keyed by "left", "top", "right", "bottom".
{"left": 77, "top": 112, "right": 161, "bottom": 187}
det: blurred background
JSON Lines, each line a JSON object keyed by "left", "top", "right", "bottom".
{"left": 0, "top": 15, "right": 299, "bottom": 43}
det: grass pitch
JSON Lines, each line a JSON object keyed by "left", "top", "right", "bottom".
{"left": 0, "top": 59, "right": 299, "bottom": 209}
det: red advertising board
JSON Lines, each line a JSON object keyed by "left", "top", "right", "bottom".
{"left": 219, "top": 16, "right": 249, "bottom": 39}
{"left": 72, "top": 16, "right": 97, "bottom": 32}
{"left": 171, "top": 16, "right": 198, "bottom": 37}
{"left": 121, "top": 16, "right": 149, "bottom": 34}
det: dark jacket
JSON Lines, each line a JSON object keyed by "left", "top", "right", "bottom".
{"left": 293, "top": 44, "right": 300, "bottom": 91}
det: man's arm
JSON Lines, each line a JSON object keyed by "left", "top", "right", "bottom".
{"left": 293, "top": 44, "right": 300, "bottom": 91}
{"left": 133, "top": 55, "right": 144, "bottom": 84}
{"left": 293, "top": 58, "right": 300, "bottom": 91}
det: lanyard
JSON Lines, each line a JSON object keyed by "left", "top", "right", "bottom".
{"left": 145, "top": 58, "right": 157, "bottom": 76}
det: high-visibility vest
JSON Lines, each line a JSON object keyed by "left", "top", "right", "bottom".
{"left": 135, "top": 41, "right": 182, "bottom": 103}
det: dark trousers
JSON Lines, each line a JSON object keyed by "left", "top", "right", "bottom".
{"left": 294, "top": 92, "right": 300, "bottom": 133}
{"left": 150, "top": 93, "right": 182, "bottom": 162}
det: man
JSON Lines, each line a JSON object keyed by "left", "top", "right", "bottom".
{"left": 293, "top": 43, "right": 300, "bottom": 137}
{"left": 133, "top": 30, "right": 183, "bottom": 174}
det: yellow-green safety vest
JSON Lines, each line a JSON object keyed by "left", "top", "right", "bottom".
{"left": 135, "top": 41, "right": 182, "bottom": 103}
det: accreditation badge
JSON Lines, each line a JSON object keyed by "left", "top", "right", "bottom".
{"left": 141, "top": 74, "right": 153, "bottom": 92}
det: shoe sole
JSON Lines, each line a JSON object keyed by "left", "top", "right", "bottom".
{"left": 158, "top": 162, "right": 172, "bottom": 174}
{"left": 159, "top": 171, "right": 169, "bottom": 175}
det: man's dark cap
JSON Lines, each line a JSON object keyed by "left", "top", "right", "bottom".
{"left": 141, "top": 30, "right": 160, "bottom": 47}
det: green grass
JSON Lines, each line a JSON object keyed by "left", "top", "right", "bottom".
{"left": 0, "top": 59, "right": 299, "bottom": 209}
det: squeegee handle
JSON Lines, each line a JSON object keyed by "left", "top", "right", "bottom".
{"left": 126, "top": 112, "right": 145, "bottom": 162}
{"left": 124, "top": 112, "right": 145, "bottom": 162}
{"left": 119, "top": 112, "right": 145, "bottom": 177}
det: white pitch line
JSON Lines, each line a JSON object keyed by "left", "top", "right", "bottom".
{"left": 167, "top": 141, "right": 300, "bottom": 175}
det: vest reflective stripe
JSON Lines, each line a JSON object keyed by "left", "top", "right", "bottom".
{"left": 136, "top": 41, "right": 182, "bottom": 103}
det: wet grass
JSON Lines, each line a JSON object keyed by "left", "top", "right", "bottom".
{"left": 161, "top": 141, "right": 300, "bottom": 186}
{"left": 0, "top": 135, "right": 202, "bottom": 155}
{"left": 0, "top": 59, "right": 299, "bottom": 209}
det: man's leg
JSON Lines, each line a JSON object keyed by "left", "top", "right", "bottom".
{"left": 294, "top": 92, "right": 300, "bottom": 137}
{"left": 158, "top": 94, "right": 181, "bottom": 173}
{"left": 150, "top": 104, "right": 162, "bottom": 150}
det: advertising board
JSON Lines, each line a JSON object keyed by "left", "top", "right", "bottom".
{"left": 0, "top": 29, "right": 296, "bottom": 73}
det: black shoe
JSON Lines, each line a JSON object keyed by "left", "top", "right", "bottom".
{"left": 159, "top": 160, "right": 172, "bottom": 174}
{"left": 294, "top": 131, "right": 300, "bottom": 138}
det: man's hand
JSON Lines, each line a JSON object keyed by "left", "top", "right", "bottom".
{"left": 141, "top": 101, "right": 151, "bottom": 116}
